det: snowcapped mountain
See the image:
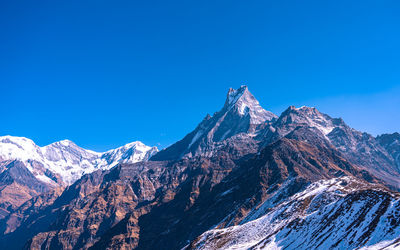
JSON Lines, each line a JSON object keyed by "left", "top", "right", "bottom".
{"left": 0, "top": 86, "right": 399, "bottom": 250}
{"left": 153, "top": 87, "right": 400, "bottom": 189}
{"left": 98, "top": 141, "right": 158, "bottom": 170}
{"left": 152, "top": 85, "right": 277, "bottom": 160}
{"left": 264, "top": 105, "right": 342, "bottom": 138}
{"left": 0, "top": 136, "right": 158, "bottom": 185}
{"left": 0, "top": 136, "right": 158, "bottom": 216}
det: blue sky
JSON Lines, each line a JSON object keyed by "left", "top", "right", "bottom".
{"left": 0, "top": 0, "right": 399, "bottom": 151}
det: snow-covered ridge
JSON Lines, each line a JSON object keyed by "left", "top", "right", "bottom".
{"left": 98, "top": 141, "right": 158, "bottom": 170}
{"left": 191, "top": 177, "right": 400, "bottom": 250}
{"left": 0, "top": 135, "right": 158, "bottom": 185}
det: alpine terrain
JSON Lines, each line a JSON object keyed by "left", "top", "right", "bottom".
{"left": 0, "top": 86, "right": 399, "bottom": 250}
{"left": 0, "top": 136, "right": 158, "bottom": 218}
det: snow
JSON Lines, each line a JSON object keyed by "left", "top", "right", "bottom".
{"left": 188, "top": 131, "right": 204, "bottom": 149}
{"left": 0, "top": 135, "right": 158, "bottom": 185}
{"left": 225, "top": 86, "right": 277, "bottom": 124}
{"left": 192, "top": 177, "right": 400, "bottom": 250}
{"left": 295, "top": 106, "right": 335, "bottom": 135}
{"left": 227, "top": 85, "right": 247, "bottom": 105}
{"left": 219, "top": 129, "right": 231, "bottom": 141}
{"left": 97, "top": 141, "right": 158, "bottom": 170}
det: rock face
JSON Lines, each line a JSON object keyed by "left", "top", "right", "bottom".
{"left": 0, "top": 160, "right": 51, "bottom": 218}
{"left": 377, "top": 132, "right": 400, "bottom": 172}
{"left": 0, "top": 86, "right": 399, "bottom": 250}
{"left": 0, "top": 136, "right": 158, "bottom": 217}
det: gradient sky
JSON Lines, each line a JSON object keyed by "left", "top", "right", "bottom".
{"left": 1, "top": 0, "right": 399, "bottom": 151}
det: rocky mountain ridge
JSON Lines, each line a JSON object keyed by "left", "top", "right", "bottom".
{"left": 0, "top": 86, "right": 399, "bottom": 250}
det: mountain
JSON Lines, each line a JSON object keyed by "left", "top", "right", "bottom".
{"left": 0, "top": 86, "right": 399, "bottom": 250}
{"left": 97, "top": 141, "right": 158, "bottom": 170}
{"left": 152, "top": 85, "right": 277, "bottom": 160}
{"left": 0, "top": 136, "right": 157, "bottom": 216}
{"left": 0, "top": 136, "right": 158, "bottom": 185}
{"left": 260, "top": 106, "right": 400, "bottom": 189}
{"left": 0, "top": 137, "right": 99, "bottom": 185}
{"left": 0, "top": 132, "right": 380, "bottom": 250}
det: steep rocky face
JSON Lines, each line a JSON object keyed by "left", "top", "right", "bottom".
{"left": 0, "top": 186, "right": 64, "bottom": 235}
{"left": 152, "top": 86, "right": 276, "bottom": 161}
{"left": 189, "top": 177, "right": 400, "bottom": 250}
{"left": 0, "top": 160, "right": 52, "bottom": 218}
{"left": 377, "top": 132, "right": 400, "bottom": 171}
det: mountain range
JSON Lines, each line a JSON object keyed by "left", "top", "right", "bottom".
{"left": 0, "top": 136, "right": 158, "bottom": 217}
{"left": 0, "top": 85, "right": 399, "bottom": 249}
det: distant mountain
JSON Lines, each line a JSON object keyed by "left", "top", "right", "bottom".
{"left": 0, "top": 136, "right": 157, "bottom": 215}
{"left": 0, "top": 86, "right": 399, "bottom": 250}
{"left": 97, "top": 141, "right": 158, "bottom": 170}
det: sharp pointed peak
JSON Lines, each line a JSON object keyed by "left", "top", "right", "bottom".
{"left": 223, "top": 85, "right": 277, "bottom": 122}
{"left": 225, "top": 85, "right": 250, "bottom": 106}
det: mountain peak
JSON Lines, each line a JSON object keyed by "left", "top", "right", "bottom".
{"left": 224, "top": 86, "right": 276, "bottom": 124}
{"left": 275, "top": 105, "right": 339, "bottom": 136}
{"left": 49, "top": 139, "right": 76, "bottom": 147}
{"left": 152, "top": 86, "right": 277, "bottom": 160}
{"left": 225, "top": 85, "right": 249, "bottom": 106}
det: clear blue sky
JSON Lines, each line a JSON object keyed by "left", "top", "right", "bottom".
{"left": 1, "top": 0, "right": 399, "bottom": 151}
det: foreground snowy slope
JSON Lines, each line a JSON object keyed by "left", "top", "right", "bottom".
{"left": 189, "top": 177, "right": 400, "bottom": 250}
